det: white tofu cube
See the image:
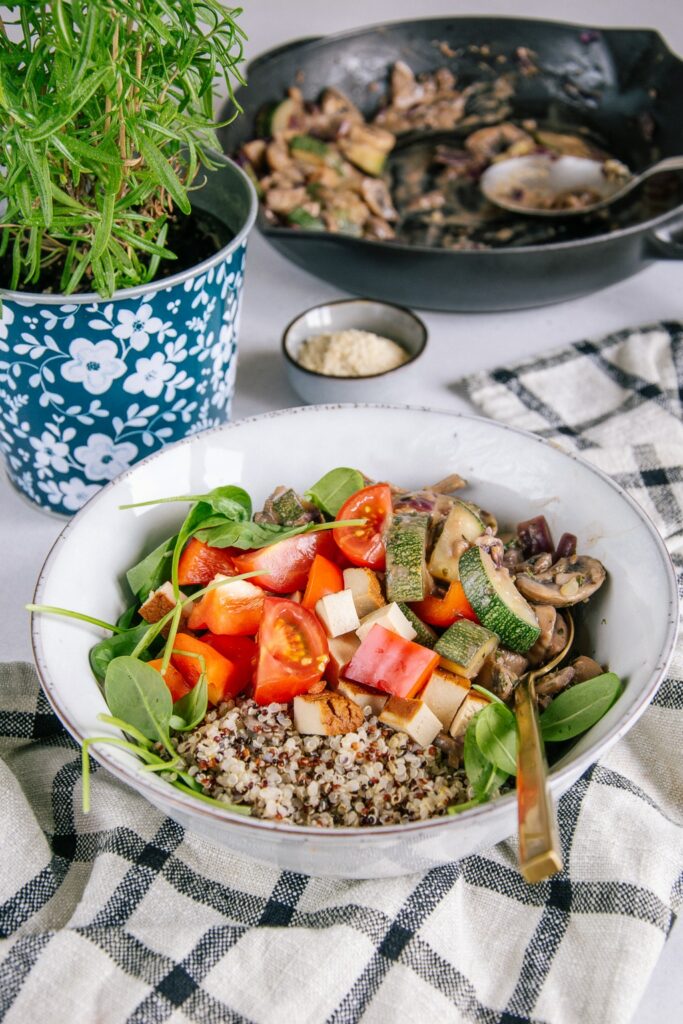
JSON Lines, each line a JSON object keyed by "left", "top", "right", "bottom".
{"left": 356, "top": 602, "right": 417, "bottom": 643}
{"left": 379, "top": 696, "right": 442, "bottom": 748}
{"left": 315, "top": 589, "right": 360, "bottom": 638}
{"left": 343, "top": 567, "right": 386, "bottom": 618}
{"left": 421, "top": 668, "right": 471, "bottom": 731}
{"left": 293, "top": 692, "right": 364, "bottom": 736}
{"left": 326, "top": 632, "right": 361, "bottom": 686}
{"left": 337, "top": 679, "right": 388, "bottom": 717}
{"left": 448, "top": 693, "right": 490, "bottom": 741}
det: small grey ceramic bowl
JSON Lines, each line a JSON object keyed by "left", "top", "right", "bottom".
{"left": 282, "top": 298, "right": 427, "bottom": 404}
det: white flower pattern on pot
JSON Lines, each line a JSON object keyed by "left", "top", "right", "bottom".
{"left": 0, "top": 238, "right": 247, "bottom": 515}
{"left": 61, "top": 338, "right": 127, "bottom": 395}
{"left": 0, "top": 304, "right": 15, "bottom": 342}
{"left": 74, "top": 433, "right": 139, "bottom": 481}
{"left": 30, "top": 430, "right": 70, "bottom": 473}
{"left": 124, "top": 351, "right": 176, "bottom": 399}
{"left": 113, "top": 303, "right": 164, "bottom": 350}
{"left": 58, "top": 478, "right": 101, "bottom": 512}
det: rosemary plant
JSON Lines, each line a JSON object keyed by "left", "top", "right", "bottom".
{"left": 0, "top": 2, "right": 245, "bottom": 297}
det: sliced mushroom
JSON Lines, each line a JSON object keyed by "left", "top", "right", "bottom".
{"left": 476, "top": 648, "right": 528, "bottom": 703}
{"left": 264, "top": 187, "right": 309, "bottom": 216}
{"left": 526, "top": 604, "right": 556, "bottom": 666}
{"left": 515, "top": 554, "right": 606, "bottom": 607}
{"left": 536, "top": 666, "right": 576, "bottom": 709}
{"left": 360, "top": 178, "right": 398, "bottom": 221}
{"left": 365, "top": 215, "right": 396, "bottom": 240}
{"left": 571, "top": 655, "right": 604, "bottom": 683}
{"left": 390, "top": 60, "right": 430, "bottom": 110}
{"left": 428, "top": 473, "right": 467, "bottom": 494}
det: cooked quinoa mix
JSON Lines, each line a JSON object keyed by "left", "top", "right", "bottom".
{"left": 172, "top": 698, "right": 469, "bottom": 827}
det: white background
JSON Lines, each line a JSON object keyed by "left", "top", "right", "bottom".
{"left": 1, "top": 2, "right": 681, "bottom": 1019}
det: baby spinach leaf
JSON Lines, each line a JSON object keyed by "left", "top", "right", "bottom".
{"left": 126, "top": 533, "right": 177, "bottom": 599}
{"left": 476, "top": 702, "right": 518, "bottom": 776}
{"left": 170, "top": 676, "right": 208, "bottom": 733}
{"left": 305, "top": 467, "right": 365, "bottom": 518}
{"left": 90, "top": 621, "right": 153, "bottom": 681}
{"left": 464, "top": 714, "right": 508, "bottom": 799}
{"left": 116, "top": 603, "right": 139, "bottom": 631}
{"left": 201, "top": 485, "right": 251, "bottom": 520}
{"left": 540, "top": 673, "right": 623, "bottom": 742}
{"left": 121, "top": 485, "right": 251, "bottom": 519}
{"left": 104, "top": 655, "right": 172, "bottom": 745}
{"left": 447, "top": 797, "right": 483, "bottom": 815}
{"left": 196, "top": 516, "right": 364, "bottom": 550}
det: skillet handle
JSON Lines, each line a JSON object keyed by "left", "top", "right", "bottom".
{"left": 646, "top": 216, "right": 683, "bottom": 260}
{"left": 248, "top": 36, "right": 323, "bottom": 74}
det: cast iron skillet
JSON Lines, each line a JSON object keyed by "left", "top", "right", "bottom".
{"left": 219, "top": 16, "right": 683, "bottom": 311}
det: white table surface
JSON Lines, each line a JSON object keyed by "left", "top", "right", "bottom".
{"left": 2, "top": 1, "right": 681, "bottom": 1019}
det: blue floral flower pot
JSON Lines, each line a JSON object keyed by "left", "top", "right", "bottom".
{"left": 0, "top": 155, "right": 257, "bottom": 516}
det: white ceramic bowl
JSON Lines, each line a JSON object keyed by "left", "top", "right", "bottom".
{"left": 31, "top": 406, "right": 678, "bottom": 878}
{"left": 282, "top": 298, "right": 427, "bottom": 404}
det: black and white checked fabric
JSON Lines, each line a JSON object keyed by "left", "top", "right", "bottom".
{"left": 1, "top": 322, "right": 682, "bottom": 1024}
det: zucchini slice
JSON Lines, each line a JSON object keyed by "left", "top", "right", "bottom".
{"left": 385, "top": 513, "right": 430, "bottom": 603}
{"left": 398, "top": 603, "right": 438, "bottom": 649}
{"left": 435, "top": 620, "right": 499, "bottom": 678}
{"left": 272, "top": 488, "right": 307, "bottom": 525}
{"left": 459, "top": 545, "right": 540, "bottom": 653}
{"left": 428, "top": 500, "right": 486, "bottom": 582}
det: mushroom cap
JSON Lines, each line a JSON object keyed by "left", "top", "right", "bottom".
{"left": 515, "top": 554, "right": 606, "bottom": 607}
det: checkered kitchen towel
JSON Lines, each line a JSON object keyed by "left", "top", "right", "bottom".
{"left": 1, "top": 322, "right": 682, "bottom": 1024}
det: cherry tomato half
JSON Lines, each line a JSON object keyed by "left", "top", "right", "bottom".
{"left": 232, "top": 532, "right": 330, "bottom": 593}
{"left": 333, "top": 483, "right": 392, "bottom": 571}
{"left": 253, "top": 597, "right": 329, "bottom": 705}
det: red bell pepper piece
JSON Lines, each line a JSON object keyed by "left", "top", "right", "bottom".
{"left": 345, "top": 624, "right": 439, "bottom": 700}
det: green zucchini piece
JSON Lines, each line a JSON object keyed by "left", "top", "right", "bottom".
{"left": 272, "top": 488, "right": 307, "bottom": 526}
{"left": 340, "top": 143, "right": 387, "bottom": 176}
{"left": 429, "top": 500, "right": 486, "bottom": 582}
{"left": 398, "top": 603, "right": 438, "bottom": 649}
{"left": 270, "top": 97, "right": 301, "bottom": 135}
{"left": 385, "top": 513, "right": 429, "bottom": 603}
{"left": 287, "top": 207, "right": 325, "bottom": 231}
{"left": 290, "top": 134, "right": 329, "bottom": 159}
{"left": 459, "top": 545, "right": 540, "bottom": 653}
{"left": 435, "top": 620, "right": 499, "bottom": 678}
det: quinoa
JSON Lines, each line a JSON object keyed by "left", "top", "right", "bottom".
{"left": 172, "top": 697, "right": 469, "bottom": 827}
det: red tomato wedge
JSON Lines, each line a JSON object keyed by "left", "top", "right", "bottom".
{"left": 171, "top": 633, "right": 243, "bottom": 705}
{"left": 253, "top": 597, "right": 329, "bottom": 705}
{"left": 301, "top": 554, "right": 344, "bottom": 610}
{"left": 232, "top": 532, "right": 330, "bottom": 593}
{"left": 177, "top": 538, "right": 236, "bottom": 586}
{"left": 333, "top": 484, "right": 392, "bottom": 570}
{"left": 410, "top": 581, "right": 479, "bottom": 628}
{"left": 187, "top": 576, "right": 265, "bottom": 635}
{"left": 202, "top": 635, "right": 258, "bottom": 693}
{"left": 147, "top": 658, "right": 191, "bottom": 703}
{"left": 345, "top": 624, "right": 439, "bottom": 699}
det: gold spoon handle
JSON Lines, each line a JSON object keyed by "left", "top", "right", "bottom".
{"left": 515, "top": 676, "right": 563, "bottom": 884}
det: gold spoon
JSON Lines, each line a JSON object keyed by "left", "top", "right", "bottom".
{"left": 515, "top": 611, "right": 574, "bottom": 884}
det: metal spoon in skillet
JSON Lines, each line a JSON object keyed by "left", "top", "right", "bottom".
{"left": 481, "top": 154, "right": 683, "bottom": 217}
{"left": 515, "top": 611, "right": 575, "bottom": 884}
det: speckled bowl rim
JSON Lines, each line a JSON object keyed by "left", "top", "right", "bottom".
{"left": 281, "top": 298, "right": 428, "bottom": 381}
{"left": 31, "top": 403, "right": 679, "bottom": 841}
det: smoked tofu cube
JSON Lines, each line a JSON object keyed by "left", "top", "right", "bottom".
{"left": 315, "top": 589, "right": 360, "bottom": 638}
{"left": 343, "top": 567, "right": 385, "bottom": 618}
{"left": 293, "top": 692, "right": 364, "bottom": 736}
{"left": 356, "top": 602, "right": 416, "bottom": 643}
{"left": 420, "top": 668, "right": 471, "bottom": 731}
{"left": 379, "top": 696, "right": 441, "bottom": 748}
{"left": 139, "top": 581, "right": 192, "bottom": 628}
{"left": 337, "top": 679, "right": 388, "bottom": 717}
{"left": 325, "top": 632, "right": 361, "bottom": 686}
{"left": 448, "top": 692, "right": 490, "bottom": 741}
